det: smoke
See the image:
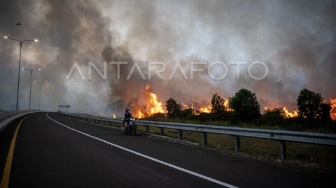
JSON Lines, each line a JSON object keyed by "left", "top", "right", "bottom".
{"left": 103, "top": 0, "right": 336, "bottom": 112}
{"left": 0, "top": 0, "right": 113, "bottom": 113}
{"left": 0, "top": 0, "right": 335, "bottom": 116}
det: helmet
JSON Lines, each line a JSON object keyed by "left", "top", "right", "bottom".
{"left": 125, "top": 108, "right": 130, "bottom": 112}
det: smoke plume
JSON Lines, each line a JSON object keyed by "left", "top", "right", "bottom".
{"left": 0, "top": 0, "right": 335, "bottom": 117}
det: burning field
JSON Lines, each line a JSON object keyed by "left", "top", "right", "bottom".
{"left": 330, "top": 99, "right": 336, "bottom": 120}
{"left": 112, "top": 84, "right": 336, "bottom": 121}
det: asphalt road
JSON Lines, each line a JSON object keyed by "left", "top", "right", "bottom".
{"left": 0, "top": 112, "right": 334, "bottom": 188}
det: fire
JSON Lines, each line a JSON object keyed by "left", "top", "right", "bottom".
{"left": 135, "top": 84, "right": 165, "bottom": 118}
{"left": 263, "top": 98, "right": 336, "bottom": 120}
{"left": 330, "top": 98, "right": 336, "bottom": 120}
{"left": 181, "top": 103, "right": 196, "bottom": 110}
{"left": 148, "top": 92, "right": 165, "bottom": 114}
{"left": 224, "top": 98, "right": 234, "bottom": 111}
{"left": 224, "top": 98, "right": 229, "bottom": 109}
{"left": 282, "top": 107, "right": 299, "bottom": 118}
{"left": 181, "top": 102, "right": 213, "bottom": 114}
{"left": 200, "top": 105, "right": 211, "bottom": 113}
{"left": 182, "top": 103, "right": 189, "bottom": 110}
{"left": 137, "top": 111, "right": 144, "bottom": 119}
{"left": 198, "top": 98, "right": 230, "bottom": 114}
{"left": 130, "top": 86, "right": 335, "bottom": 121}
{"left": 263, "top": 106, "right": 272, "bottom": 111}
{"left": 264, "top": 106, "right": 299, "bottom": 118}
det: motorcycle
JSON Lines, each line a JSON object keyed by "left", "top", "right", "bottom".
{"left": 122, "top": 118, "right": 137, "bottom": 136}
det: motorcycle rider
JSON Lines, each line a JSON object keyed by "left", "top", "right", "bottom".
{"left": 123, "top": 108, "right": 133, "bottom": 128}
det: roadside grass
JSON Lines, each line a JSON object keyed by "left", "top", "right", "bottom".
{"left": 136, "top": 125, "right": 336, "bottom": 175}
{"left": 142, "top": 117, "right": 336, "bottom": 133}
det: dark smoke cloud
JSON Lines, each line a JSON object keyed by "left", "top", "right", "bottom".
{"left": 1, "top": 0, "right": 113, "bottom": 113}
{"left": 1, "top": 0, "right": 335, "bottom": 115}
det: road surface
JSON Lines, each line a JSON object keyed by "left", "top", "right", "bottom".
{"left": 0, "top": 112, "right": 333, "bottom": 187}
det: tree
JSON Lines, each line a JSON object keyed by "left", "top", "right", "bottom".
{"left": 259, "top": 108, "right": 284, "bottom": 126}
{"left": 297, "top": 89, "right": 323, "bottom": 119}
{"left": 166, "top": 98, "right": 181, "bottom": 118}
{"left": 211, "top": 94, "right": 225, "bottom": 113}
{"left": 320, "top": 103, "right": 332, "bottom": 122}
{"left": 229, "top": 89, "right": 261, "bottom": 123}
{"left": 179, "top": 108, "right": 194, "bottom": 118}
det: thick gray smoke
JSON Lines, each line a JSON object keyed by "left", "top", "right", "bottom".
{"left": 1, "top": 0, "right": 335, "bottom": 117}
{"left": 1, "top": 0, "right": 113, "bottom": 114}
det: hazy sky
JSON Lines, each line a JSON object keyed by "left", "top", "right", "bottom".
{"left": 0, "top": 0, "right": 335, "bottom": 115}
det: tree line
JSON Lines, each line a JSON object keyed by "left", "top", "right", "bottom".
{"left": 163, "top": 88, "right": 334, "bottom": 131}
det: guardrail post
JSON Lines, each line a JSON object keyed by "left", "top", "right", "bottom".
{"left": 235, "top": 136, "right": 241, "bottom": 152}
{"left": 160, "top": 128, "right": 164, "bottom": 135}
{"left": 178, "top": 130, "right": 183, "bottom": 140}
{"left": 202, "top": 132, "right": 207, "bottom": 146}
{"left": 280, "top": 140, "right": 287, "bottom": 161}
{"left": 146, "top": 126, "right": 149, "bottom": 133}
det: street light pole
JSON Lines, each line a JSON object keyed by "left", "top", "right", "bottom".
{"left": 39, "top": 82, "right": 42, "bottom": 110}
{"left": 22, "top": 68, "right": 41, "bottom": 110}
{"left": 4, "top": 36, "right": 38, "bottom": 111}
{"left": 38, "top": 80, "right": 47, "bottom": 110}
{"left": 18, "top": 42, "right": 22, "bottom": 109}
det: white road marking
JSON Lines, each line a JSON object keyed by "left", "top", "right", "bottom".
{"left": 46, "top": 113, "right": 238, "bottom": 188}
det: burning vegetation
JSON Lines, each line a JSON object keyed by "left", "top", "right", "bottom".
{"left": 118, "top": 85, "right": 336, "bottom": 124}
{"left": 263, "top": 106, "right": 299, "bottom": 119}
{"left": 330, "top": 98, "right": 336, "bottom": 120}
{"left": 134, "top": 85, "right": 165, "bottom": 119}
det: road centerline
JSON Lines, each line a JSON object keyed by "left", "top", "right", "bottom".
{"left": 0, "top": 115, "right": 29, "bottom": 188}
{"left": 46, "top": 113, "right": 238, "bottom": 188}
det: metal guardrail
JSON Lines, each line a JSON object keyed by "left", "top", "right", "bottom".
{"left": 0, "top": 110, "right": 39, "bottom": 131}
{"left": 58, "top": 111, "right": 336, "bottom": 160}
{"left": 0, "top": 110, "right": 31, "bottom": 122}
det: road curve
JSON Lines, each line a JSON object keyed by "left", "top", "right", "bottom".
{"left": 0, "top": 112, "right": 333, "bottom": 188}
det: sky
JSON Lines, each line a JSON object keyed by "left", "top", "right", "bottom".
{"left": 0, "top": 0, "right": 335, "bottom": 116}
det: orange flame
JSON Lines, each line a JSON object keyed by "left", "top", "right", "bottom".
{"left": 182, "top": 103, "right": 189, "bottom": 110}
{"left": 224, "top": 98, "right": 234, "bottom": 111}
{"left": 224, "top": 98, "right": 229, "bottom": 109}
{"left": 198, "top": 98, "right": 230, "bottom": 114}
{"left": 138, "top": 111, "right": 143, "bottom": 119}
{"left": 330, "top": 98, "right": 336, "bottom": 120}
{"left": 135, "top": 84, "right": 165, "bottom": 118}
{"left": 264, "top": 106, "right": 298, "bottom": 118}
{"left": 200, "top": 105, "right": 211, "bottom": 113}
{"left": 149, "top": 92, "right": 165, "bottom": 114}
{"left": 263, "top": 106, "right": 272, "bottom": 111}
{"left": 264, "top": 98, "right": 336, "bottom": 120}
{"left": 282, "top": 107, "right": 299, "bottom": 118}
